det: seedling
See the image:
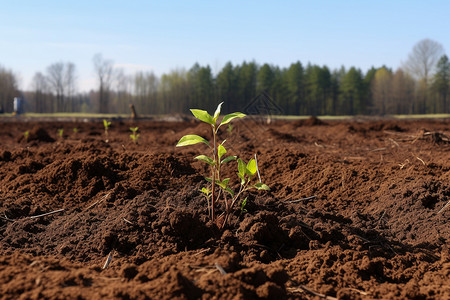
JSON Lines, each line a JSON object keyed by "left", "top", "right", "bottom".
{"left": 23, "top": 131, "right": 29, "bottom": 142}
{"left": 176, "top": 102, "right": 269, "bottom": 229}
{"left": 227, "top": 124, "right": 233, "bottom": 135}
{"left": 129, "top": 127, "right": 140, "bottom": 144}
{"left": 73, "top": 127, "right": 79, "bottom": 134}
{"left": 103, "top": 119, "right": 111, "bottom": 136}
{"left": 57, "top": 128, "right": 64, "bottom": 138}
{"left": 103, "top": 119, "right": 111, "bottom": 142}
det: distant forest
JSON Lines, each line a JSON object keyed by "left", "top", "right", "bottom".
{"left": 1, "top": 39, "right": 449, "bottom": 116}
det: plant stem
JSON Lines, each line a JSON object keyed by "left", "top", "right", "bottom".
{"left": 211, "top": 126, "right": 217, "bottom": 222}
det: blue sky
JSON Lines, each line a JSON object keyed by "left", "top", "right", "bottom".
{"left": 0, "top": 0, "right": 449, "bottom": 91}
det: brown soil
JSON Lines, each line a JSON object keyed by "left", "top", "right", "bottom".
{"left": 0, "top": 116, "right": 449, "bottom": 299}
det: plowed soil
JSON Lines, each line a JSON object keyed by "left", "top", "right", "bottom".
{"left": 0, "top": 116, "right": 449, "bottom": 299}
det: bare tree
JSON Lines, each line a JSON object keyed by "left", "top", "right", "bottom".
{"left": 112, "top": 68, "right": 132, "bottom": 113}
{"left": 65, "top": 63, "right": 77, "bottom": 111}
{"left": 93, "top": 53, "right": 114, "bottom": 113}
{"left": 46, "top": 62, "right": 65, "bottom": 111}
{"left": 403, "top": 39, "right": 444, "bottom": 82}
{"left": 31, "top": 72, "right": 51, "bottom": 113}
{"left": 46, "top": 62, "right": 77, "bottom": 112}
{"left": 403, "top": 39, "right": 444, "bottom": 113}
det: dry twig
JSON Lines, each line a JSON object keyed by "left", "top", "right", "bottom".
{"left": 437, "top": 200, "right": 450, "bottom": 214}
{"left": 30, "top": 209, "right": 65, "bottom": 219}
{"left": 286, "top": 195, "right": 317, "bottom": 203}
{"left": 288, "top": 285, "right": 338, "bottom": 300}
{"left": 86, "top": 193, "right": 110, "bottom": 211}
{"left": 102, "top": 250, "right": 114, "bottom": 269}
{"left": 214, "top": 263, "right": 227, "bottom": 275}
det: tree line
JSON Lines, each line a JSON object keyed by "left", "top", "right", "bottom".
{"left": 1, "top": 39, "right": 449, "bottom": 116}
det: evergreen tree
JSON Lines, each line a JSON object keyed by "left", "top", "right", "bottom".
{"left": 339, "top": 67, "right": 365, "bottom": 115}
{"left": 432, "top": 55, "right": 450, "bottom": 113}
{"left": 284, "top": 61, "right": 305, "bottom": 114}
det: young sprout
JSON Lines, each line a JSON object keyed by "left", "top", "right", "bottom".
{"left": 227, "top": 124, "right": 233, "bottom": 135}
{"left": 24, "top": 131, "right": 29, "bottom": 142}
{"left": 240, "top": 197, "right": 248, "bottom": 214}
{"left": 103, "top": 119, "right": 111, "bottom": 142}
{"left": 73, "top": 127, "right": 79, "bottom": 134}
{"left": 57, "top": 128, "right": 64, "bottom": 138}
{"left": 129, "top": 127, "right": 140, "bottom": 144}
{"left": 176, "top": 102, "right": 269, "bottom": 229}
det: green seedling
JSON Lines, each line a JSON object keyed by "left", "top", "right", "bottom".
{"left": 227, "top": 124, "right": 233, "bottom": 135}
{"left": 240, "top": 197, "right": 248, "bottom": 214}
{"left": 23, "top": 131, "right": 29, "bottom": 142}
{"left": 103, "top": 119, "right": 111, "bottom": 142}
{"left": 73, "top": 127, "right": 79, "bottom": 134}
{"left": 103, "top": 119, "right": 111, "bottom": 137}
{"left": 129, "top": 127, "right": 140, "bottom": 144}
{"left": 176, "top": 102, "right": 269, "bottom": 229}
{"left": 57, "top": 128, "right": 64, "bottom": 138}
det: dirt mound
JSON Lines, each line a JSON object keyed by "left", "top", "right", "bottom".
{"left": 20, "top": 126, "right": 55, "bottom": 143}
{"left": 294, "top": 116, "right": 326, "bottom": 126}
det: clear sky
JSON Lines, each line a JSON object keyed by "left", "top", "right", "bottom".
{"left": 0, "top": 0, "right": 449, "bottom": 92}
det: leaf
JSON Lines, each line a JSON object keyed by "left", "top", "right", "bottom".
{"left": 195, "top": 155, "right": 215, "bottom": 166}
{"left": 237, "top": 158, "right": 246, "bottom": 176}
{"left": 221, "top": 155, "right": 236, "bottom": 164}
{"left": 190, "top": 109, "right": 214, "bottom": 125}
{"left": 241, "top": 197, "right": 248, "bottom": 213}
{"left": 225, "top": 187, "right": 234, "bottom": 196}
{"left": 213, "top": 102, "right": 223, "bottom": 123}
{"left": 237, "top": 173, "right": 246, "bottom": 185}
{"left": 219, "top": 112, "right": 246, "bottom": 127}
{"left": 254, "top": 183, "right": 270, "bottom": 190}
{"left": 218, "top": 144, "right": 226, "bottom": 160}
{"left": 201, "top": 187, "right": 211, "bottom": 196}
{"left": 246, "top": 159, "right": 257, "bottom": 176}
{"left": 176, "top": 135, "right": 210, "bottom": 147}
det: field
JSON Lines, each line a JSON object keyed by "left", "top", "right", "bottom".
{"left": 0, "top": 116, "right": 449, "bottom": 299}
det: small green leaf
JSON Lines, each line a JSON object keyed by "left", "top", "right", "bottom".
{"left": 241, "top": 197, "right": 248, "bottom": 213}
{"left": 237, "top": 173, "right": 246, "bottom": 185}
{"left": 219, "top": 112, "right": 246, "bottom": 127}
{"left": 254, "top": 183, "right": 270, "bottom": 190}
{"left": 238, "top": 158, "right": 246, "bottom": 176}
{"left": 246, "top": 159, "right": 257, "bottom": 176}
{"left": 205, "top": 177, "right": 212, "bottom": 182}
{"left": 201, "top": 187, "right": 211, "bottom": 196}
{"left": 190, "top": 109, "right": 214, "bottom": 125}
{"left": 225, "top": 187, "right": 234, "bottom": 196}
{"left": 213, "top": 102, "right": 223, "bottom": 123}
{"left": 221, "top": 155, "right": 236, "bottom": 164}
{"left": 195, "top": 155, "right": 215, "bottom": 166}
{"left": 176, "top": 135, "right": 210, "bottom": 147}
{"left": 218, "top": 144, "right": 226, "bottom": 160}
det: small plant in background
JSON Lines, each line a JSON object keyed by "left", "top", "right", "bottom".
{"left": 23, "top": 131, "right": 29, "bottom": 142}
{"left": 129, "top": 127, "right": 140, "bottom": 144}
{"left": 73, "top": 127, "right": 79, "bottom": 134}
{"left": 227, "top": 123, "right": 233, "bottom": 135}
{"left": 176, "top": 102, "right": 269, "bottom": 229}
{"left": 57, "top": 128, "right": 64, "bottom": 139}
{"left": 103, "top": 119, "right": 111, "bottom": 142}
